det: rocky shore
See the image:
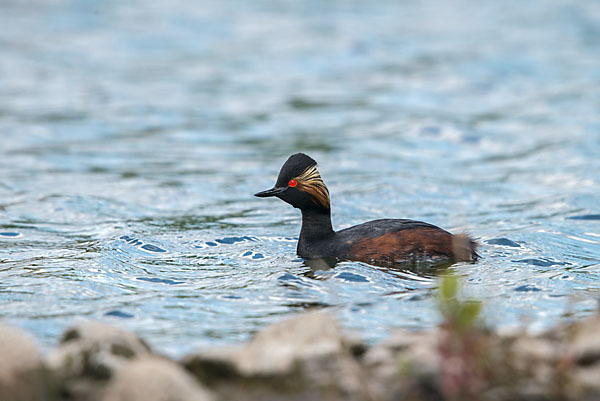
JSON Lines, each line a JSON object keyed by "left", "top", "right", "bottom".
{"left": 2, "top": 309, "right": 600, "bottom": 401}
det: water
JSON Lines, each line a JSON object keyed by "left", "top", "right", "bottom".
{"left": 1, "top": 0, "right": 599, "bottom": 356}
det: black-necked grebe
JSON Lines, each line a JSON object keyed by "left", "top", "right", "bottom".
{"left": 255, "top": 153, "right": 478, "bottom": 267}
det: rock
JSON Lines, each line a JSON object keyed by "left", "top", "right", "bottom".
{"left": 0, "top": 323, "right": 56, "bottom": 401}
{"left": 568, "top": 314, "right": 600, "bottom": 366}
{"left": 49, "top": 321, "right": 152, "bottom": 401}
{"left": 184, "top": 311, "right": 368, "bottom": 401}
{"left": 236, "top": 310, "right": 346, "bottom": 375}
{"left": 101, "top": 356, "right": 215, "bottom": 401}
{"left": 183, "top": 346, "right": 242, "bottom": 385}
{"left": 362, "top": 328, "right": 442, "bottom": 401}
{"left": 566, "top": 315, "right": 600, "bottom": 399}
{"left": 7, "top": 310, "right": 600, "bottom": 401}
{"left": 489, "top": 333, "right": 560, "bottom": 401}
{"left": 386, "top": 328, "right": 441, "bottom": 378}
{"left": 508, "top": 334, "right": 557, "bottom": 382}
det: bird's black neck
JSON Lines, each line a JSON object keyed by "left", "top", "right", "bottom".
{"left": 299, "top": 208, "right": 334, "bottom": 243}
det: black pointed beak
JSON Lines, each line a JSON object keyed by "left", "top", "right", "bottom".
{"left": 254, "top": 186, "right": 286, "bottom": 198}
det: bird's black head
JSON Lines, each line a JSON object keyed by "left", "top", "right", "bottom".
{"left": 255, "top": 153, "right": 330, "bottom": 211}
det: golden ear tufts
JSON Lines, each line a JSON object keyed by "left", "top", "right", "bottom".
{"left": 296, "top": 165, "right": 330, "bottom": 209}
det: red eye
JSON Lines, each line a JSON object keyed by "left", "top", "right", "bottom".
{"left": 288, "top": 179, "right": 297, "bottom": 187}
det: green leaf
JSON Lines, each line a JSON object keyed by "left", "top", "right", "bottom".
{"left": 458, "top": 301, "right": 482, "bottom": 329}
{"left": 440, "top": 274, "right": 458, "bottom": 300}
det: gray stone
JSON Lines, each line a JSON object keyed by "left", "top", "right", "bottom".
{"left": 183, "top": 346, "right": 242, "bottom": 385}
{"left": 101, "top": 356, "right": 215, "bottom": 401}
{"left": 568, "top": 315, "right": 600, "bottom": 366}
{"left": 235, "top": 310, "right": 346, "bottom": 376}
{"left": 184, "top": 311, "right": 369, "bottom": 401}
{"left": 49, "top": 321, "right": 152, "bottom": 401}
{"left": 362, "top": 328, "right": 442, "bottom": 401}
{"left": 0, "top": 323, "right": 56, "bottom": 401}
{"left": 508, "top": 334, "right": 557, "bottom": 383}
{"left": 566, "top": 315, "right": 600, "bottom": 398}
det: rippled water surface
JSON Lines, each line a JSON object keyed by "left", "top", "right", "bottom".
{"left": 1, "top": 0, "right": 599, "bottom": 356}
